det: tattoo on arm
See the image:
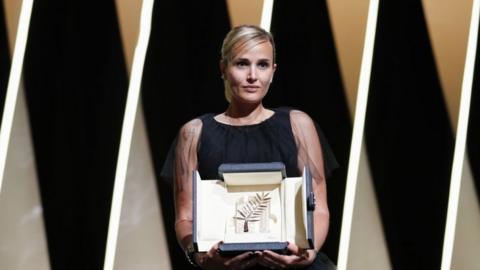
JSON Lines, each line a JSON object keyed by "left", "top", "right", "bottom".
{"left": 175, "top": 121, "right": 201, "bottom": 192}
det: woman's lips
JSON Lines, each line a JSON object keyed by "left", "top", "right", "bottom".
{"left": 242, "top": 86, "right": 260, "bottom": 92}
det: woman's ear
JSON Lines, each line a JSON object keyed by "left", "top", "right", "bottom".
{"left": 270, "top": 63, "right": 277, "bottom": 83}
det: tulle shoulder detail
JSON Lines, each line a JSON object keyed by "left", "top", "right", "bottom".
{"left": 160, "top": 114, "right": 211, "bottom": 183}
{"left": 282, "top": 107, "right": 339, "bottom": 178}
{"left": 160, "top": 108, "right": 339, "bottom": 184}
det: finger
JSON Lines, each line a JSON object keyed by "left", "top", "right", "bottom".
{"left": 263, "top": 250, "right": 305, "bottom": 265}
{"left": 286, "top": 242, "right": 302, "bottom": 256}
{"left": 227, "top": 252, "right": 256, "bottom": 270}
{"left": 285, "top": 242, "right": 311, "bottom": 259}
{"left": 240, "top": 256, "right": 260, "bottom": 269}
{"left": 207, "top": 241, "right": 222, "bottom": 258}
{"left": 258, "top": 256, "right": 285, "bottom": 269}
{"left": 227, "top": 251, "right": 254, "bottom": 264}
{"left": 262, "top": 250, "right": 292, "bottom": 268}
{"left": 300, "top": 249, "right": 314, "bottom": 260}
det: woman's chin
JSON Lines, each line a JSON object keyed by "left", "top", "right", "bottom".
{"left": 233, "top": 98, "right": 263, "bottom": 106}
{"left": 232, "top": 94, "right": 266, "bottom": 105}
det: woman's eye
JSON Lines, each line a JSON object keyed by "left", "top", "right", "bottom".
{"left": 235, "top": 61, "right": 248, "bottom": 68}
{"left": 258, "top": 62, "right": 270, "bottom": 69}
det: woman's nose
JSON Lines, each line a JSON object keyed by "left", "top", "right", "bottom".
{"left": 247, "top": 65, "right": 258, "bottom": 82}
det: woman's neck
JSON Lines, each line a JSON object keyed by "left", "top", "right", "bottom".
{"left": 221, "top": 102, "right": 272, "bottom": 125}
{"left": 225, "top": 102, "right": 264, "bottom": 117}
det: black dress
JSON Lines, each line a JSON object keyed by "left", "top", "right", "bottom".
{"left": 162, "top": 107, "right": 338, "bottom": 180}
{"left": 162, "top": 107, "right": 338, "bottom": 270}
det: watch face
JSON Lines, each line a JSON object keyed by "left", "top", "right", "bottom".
{"left": 187, "top": 244, "right": 195, "bottom": 253}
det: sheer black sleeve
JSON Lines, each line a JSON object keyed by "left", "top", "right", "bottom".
{"left": 289, "top": 109, "right": 339, "bottom": 180}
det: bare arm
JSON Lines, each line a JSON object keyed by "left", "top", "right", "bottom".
{"left": 290, "top": 109, "right": 330, "bottom": 252}
{"left": 257, "top": 110, "right": 330, "bottom": 268}
{"left": 174, "top": 119, "right": 202, "bottom": 250}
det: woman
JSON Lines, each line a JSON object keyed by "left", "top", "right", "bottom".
{"left": 171, "top": 25, "right": 337, "bottom": 269}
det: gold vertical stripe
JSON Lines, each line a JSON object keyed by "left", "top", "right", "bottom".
{"left": 226, "top": 0, "right": 264, "bottom": 27}
{"left": 337, "top": 0, "right": 379, "bottom": 269}
{"left": 441, "top": 0, "right": 480, "bottom": 268}
{"left": 3, "top": 0, "right": 23, "bottom": 52}
{"left": 103, "top": 0, "right": 155, "bottom": 269}
{"left": 423, "top": 0, "right": 473, "bottom": 129}
{"left": 0, "top": 0, "right": 50, "bottom": 269}
{"left": 114, "top": 0, "right": 142, "bottom": 73}
{"left": 0, "top": 0, "right": 32, "bottom": 197}
{"left": 326, "top": 0, "right": 370, "bottom": 117}
{"left": 327, "top": 1, "right": 391, "bottom": 268}
{"left": 112, "top": 0, "right": 171, "bottom": 269}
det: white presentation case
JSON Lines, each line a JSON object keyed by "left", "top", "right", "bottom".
{"left": 192, "top": 162, "right": 315, "bottom": 256}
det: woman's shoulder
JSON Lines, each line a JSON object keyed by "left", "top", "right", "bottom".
{"left": 178, "top": 118, "right": 204, "bottom": 139}
{"left": 180, "top": 112, "right": 215, "bottom": 129}
{"left": 274, "top": 107, "right": 315, "bottom": 126}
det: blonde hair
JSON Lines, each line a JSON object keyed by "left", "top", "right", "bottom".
{"left": 220, "top": 25, "right": 276, "bottom": 103}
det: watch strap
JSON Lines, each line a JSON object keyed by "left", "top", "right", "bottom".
{"left": 185, "top": 244, "right": 199, "bottom": 268}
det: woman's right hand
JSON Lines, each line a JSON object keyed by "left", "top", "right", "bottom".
{"left": 195, "top": 242, "right": 258, "bottom": 270}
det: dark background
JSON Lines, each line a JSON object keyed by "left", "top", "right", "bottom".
{"left": 468, "top": 19, "right": 480, "bottom": 200}
{"left": 1, "top": 0, "right": 474, "bottom": 269}
{"left": 23, "top": 1, "right": 128, "bottom": 269}
{"left": 365, "top": 1, "right": 454, "bottom": 269}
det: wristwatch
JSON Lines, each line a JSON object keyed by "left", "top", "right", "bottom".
{"left": 185, "top": 243, "right": 199, "bottom": 268}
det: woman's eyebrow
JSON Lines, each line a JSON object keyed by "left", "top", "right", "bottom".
{"left": 233, "top": 57, "right": 271, "bottom": 63}
{"left": 234, "top": 57, "right": 250, "bottom": 62}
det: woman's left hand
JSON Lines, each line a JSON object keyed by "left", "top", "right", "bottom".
{"left": 256, "top": 242, "right": 317, "bottom": 269}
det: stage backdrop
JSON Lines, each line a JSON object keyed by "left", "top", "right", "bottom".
{"left": 22, "top": 1, "right": 128, "bottom": 269}
{"left": 365, "top": 1, "right": 454, "bottom": 269}
{"left": 1, "top": 0, "right": 479, "bottom": 269}
{"left": 0, "top": 1, "right": 9, "bottom": 124}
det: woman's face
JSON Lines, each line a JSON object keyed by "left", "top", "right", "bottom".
{"left": 223, "top": 41, "right": 276, "bottom": 105}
